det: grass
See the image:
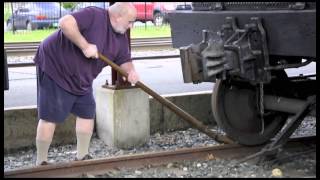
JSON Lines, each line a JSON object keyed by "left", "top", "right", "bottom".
{"left": 131, "top": 24, "right": 171, "bottom": 38}
{"left": 4, "top": 24, "right": 172, "bottom": 42}
{"left": 4, "top": 29, "right": 57, "bottom": 42}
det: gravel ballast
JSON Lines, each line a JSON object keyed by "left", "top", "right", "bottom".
{"left": 4, "top": 116, "right": 316, "bottom": 178}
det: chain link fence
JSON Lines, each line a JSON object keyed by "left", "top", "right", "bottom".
{"left": 4, "top": 2, "right": 191, "bottom": 41}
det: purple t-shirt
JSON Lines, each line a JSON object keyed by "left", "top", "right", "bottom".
{"left": 34, "top": 7, "right": 131, "bottom": 95}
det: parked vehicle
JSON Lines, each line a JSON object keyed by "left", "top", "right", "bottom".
{"left": 133, "top": 2, "right": 175, "bottom": 26}
{"left": 6, "top": 2, "right": 69, "bottom": 31}
{"left": 175, "top": 4, "right": 192, "bottom": 10}
{"left": 70, "top": 2, "right": 175, "bottom": 26}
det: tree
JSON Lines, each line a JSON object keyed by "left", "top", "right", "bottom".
{"left": 61, "top": 2, "right": 77, "bottom": 10}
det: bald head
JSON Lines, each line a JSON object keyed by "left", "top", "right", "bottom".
{"left": 109, "top": 2, "right": 137, "bottom": 19}
{"left": 108, "top": 2, "right": 137, "bottom": 34}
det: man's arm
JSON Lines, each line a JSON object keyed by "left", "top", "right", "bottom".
{"left": 58, "top": 15, "right": 98, "bottom": 58}
{"left": 120, "top": 61, "right": 140, "bottom": 84}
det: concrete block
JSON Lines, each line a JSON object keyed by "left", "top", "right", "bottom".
{"left": 96, "top": 86, "right": 150, "bottom": 149}
{"left": 149, "top": 99, "right": 164, "bottom": 134}
{"left": 166, "top": 94, "right": 214, "bottom": 131}
{"left": 149, "top": 92, "right": 215, "bottom": 133}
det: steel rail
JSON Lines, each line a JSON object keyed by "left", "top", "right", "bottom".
{"left": 7, "top": 54, "right": 180, "bottom": 68}
{"left": 4, "top": 136, "right": 315, "bottom": 178}
{"left": 4, "top": 37, "right": 171, "bottom": 46}
{"left": 4, "top": 37, "right": 173, "bottom": 56}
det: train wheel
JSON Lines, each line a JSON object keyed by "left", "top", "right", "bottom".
{"left": 212, "top": 72, "right": 289, "bottom": 145}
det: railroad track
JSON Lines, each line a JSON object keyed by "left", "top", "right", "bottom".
{"left": 6, "top": 53, "right": 181, "bottom": 68}
{"left": 4, "top": 136, "right": 315, "bottom": 178}
{"left": 5, "top": 37, "right": 180, "bottom": 67}
{"left": 4, "top": 37, "right": 174, "bottom": 57}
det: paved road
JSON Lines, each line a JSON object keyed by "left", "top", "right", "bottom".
{"left": 4, "top": 58, "right": 316, "bottom": 108}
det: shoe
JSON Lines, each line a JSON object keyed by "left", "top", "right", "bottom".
{"left": 75, "top": 154, "right": 93, "bottom": 161}
{"left": 38, "top": 161, "right": 51, "bottom": 166}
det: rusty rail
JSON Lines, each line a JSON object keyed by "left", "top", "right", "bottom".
{"left": 3, "top": 144, "right": 245, "bottom": 177}
{"left": 4, "top": 136, "right": 315, "bottom": 178}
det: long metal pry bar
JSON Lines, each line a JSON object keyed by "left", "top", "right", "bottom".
{"left": 98, "top": 52, "right": 234, "bottom": 144}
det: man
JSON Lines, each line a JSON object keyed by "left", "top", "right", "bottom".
{"left": 34, "top": 2, "right": 139, "bottom": 165}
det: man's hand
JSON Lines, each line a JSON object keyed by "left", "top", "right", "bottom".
{"left": 126, "top": 70, "right": 140, "bottom": 85}
{"left": 120, "top": 62, "right": 140, "bottom": 85}
{"left": 82, "top": 43, "right": 98, "bottom": 59}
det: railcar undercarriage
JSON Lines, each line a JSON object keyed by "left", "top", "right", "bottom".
{"left": 169, "top": 2, "right": 316, "bottom": 146}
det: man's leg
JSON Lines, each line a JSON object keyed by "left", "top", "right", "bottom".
{"left": 76, "top": 117, "right": 94, "bottom": 160}
{"left": 36, "top": 66, "right": 75, "bottom": 164}
{"left": 36, "top": 119, "right": 56, "bottom": 165}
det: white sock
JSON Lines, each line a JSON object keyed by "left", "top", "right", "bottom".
{"left": 36, "top": 139, "right": 51, "bottom": 165}
{"left": 76, "top": 131, "right": 92, "bottom": 160}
